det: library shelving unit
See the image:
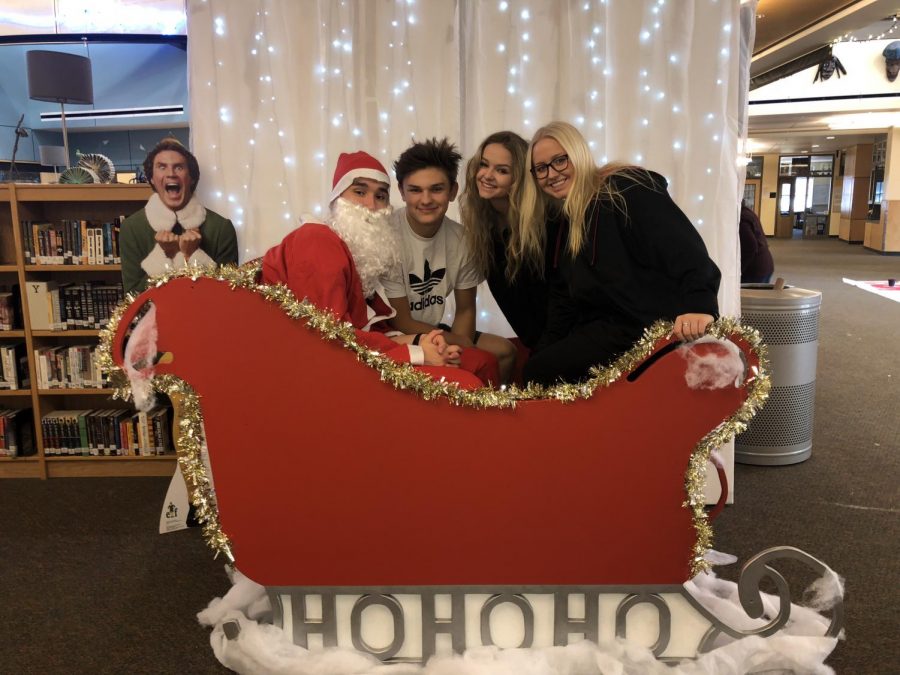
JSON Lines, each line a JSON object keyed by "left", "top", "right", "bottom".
{"left": 0, "top": 183, "right": 176, "bottom": 478}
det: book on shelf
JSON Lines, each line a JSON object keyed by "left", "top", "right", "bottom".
{"left": 0, "top": 285, "right": 21, "bottom": 330}
{"left": 0, "top": 409, "right": 35, "bottom": 457}
{"left": 24, "top": 280, "right": 57, "bottom": 331}
{"left": 21, "top": 218, "right": 123, "bottom": 266}
{"left": 0, "top": 342, "right": 28, "bottom": 390}
{"left": 41, "top": 408, "right": 172, "bottom": 457}
{"left": 33, "top": 343, "right": 107, "bottom": 390}
{"left": 25, "top": 280, "right": 124, "bottom": 332}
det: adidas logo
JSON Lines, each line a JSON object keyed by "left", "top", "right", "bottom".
{"left": 409, "top": 259, "right": 445, "bottom": 296}
{"left": 410, "top": 295, "right": 444, "bottom": 312}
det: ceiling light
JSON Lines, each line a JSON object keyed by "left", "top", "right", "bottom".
{"left": 826, "top": 136, "right": 835, "bottom": 139}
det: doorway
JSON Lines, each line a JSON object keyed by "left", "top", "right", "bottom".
{"left": 776, "top": 154, "right": 835, "bottom": 239}
{"left": 776, "top": 177, "right": 795, "bottom": 237}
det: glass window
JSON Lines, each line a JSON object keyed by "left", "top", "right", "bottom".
{"left": 779, "top": 156, "right": 793, "bottom": 176}
{"left": 743, "top": 183, "right": 757, "bottom": 209}
{"left": 793, "top": 177, "right": 808, "bottom": 213}
{"left": 810, "top": 155, "right": 834, "bottom": 176}
{"left": 746, "top": 156, "right": 763, "bottom": 179}
{"left": 780, "top": 182, "right": 792, "bottom": 214}
{"left": 808, "top": 177, "right": 831, "bottom": 213}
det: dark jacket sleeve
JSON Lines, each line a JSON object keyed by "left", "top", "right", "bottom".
{"left": 618, "top": 172, "right": 720, "bottom": 317}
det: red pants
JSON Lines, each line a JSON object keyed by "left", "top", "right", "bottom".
{"left": 459, "top": 346, "right": 500, "bottom": 386}
{"left": 417, "top": 346, "right": 500, "bottom": 389}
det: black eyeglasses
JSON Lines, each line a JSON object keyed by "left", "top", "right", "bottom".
{"left": 531, "top": 154, "right": 569, "bottom": 179}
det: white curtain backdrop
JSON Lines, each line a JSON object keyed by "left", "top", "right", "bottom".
{"left": 187, "top": 0, "right": 753, "bottom": 328}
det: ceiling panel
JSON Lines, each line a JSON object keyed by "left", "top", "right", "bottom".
{"left": 754, "top": 0, "right": 868, "bottom": 53}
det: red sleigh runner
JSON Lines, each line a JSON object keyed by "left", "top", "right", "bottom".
{"left": 103, "top": 264, "right": 843, "bottom": 664}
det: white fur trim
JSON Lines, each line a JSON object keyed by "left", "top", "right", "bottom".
{"left": 329, "top": 168, "right": 390, "bottom": 204}
{"left": 362, "top": 287, "right": 397, "bottom": 331}
{"left": 186, "top": 248, "right": 216, "bottom": 268}
{"left": 407, "top": 345, "right": 424, "bottom": 365}
{"left": 145, "top": 193, "right": 207, "bottom": 232}
{"left": 140, "top": 244, "right": 177, "bottom": 278}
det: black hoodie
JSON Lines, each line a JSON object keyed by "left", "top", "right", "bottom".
{"left": 538, "top": 170, "right": 721, "bottom": 352}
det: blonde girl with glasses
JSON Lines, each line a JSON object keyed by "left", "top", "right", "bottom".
{"left": 517, "top": 121, "right": 721, "bottom": 386}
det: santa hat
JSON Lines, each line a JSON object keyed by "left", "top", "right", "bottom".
{"left": 329, "top": 151, "right": 390, "bottom": 204}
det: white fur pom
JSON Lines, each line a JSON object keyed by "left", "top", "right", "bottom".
{"left": 123, "top": 304, "right": 158, "bottom": 411}
{"left": 679, "top": 337, "right": 745, "bottom": 390}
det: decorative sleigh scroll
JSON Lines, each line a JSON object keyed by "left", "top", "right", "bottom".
{"left": 102, "top": 263, "right": 769, "bottom": 587}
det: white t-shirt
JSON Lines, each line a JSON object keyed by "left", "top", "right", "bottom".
{"left": 381, "top": 207, "right": 482, "bottom": 326}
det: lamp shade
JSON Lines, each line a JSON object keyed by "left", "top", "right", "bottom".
{"left": 26, "top": 50, "right": 94, "bottom": 104}
{"left": 39, "top": 145, "right": 68, "bottom": 166}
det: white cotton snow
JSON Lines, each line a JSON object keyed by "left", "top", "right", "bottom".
{"left": 197, "top": 557, "right": 842, "bottom": 675}
{"left": 198, "top": 567, "right": 271, "bottom": 626}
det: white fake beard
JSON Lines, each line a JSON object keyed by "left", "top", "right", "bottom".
{"left": 328, "top": 198, "right": 400, "bottom": 297}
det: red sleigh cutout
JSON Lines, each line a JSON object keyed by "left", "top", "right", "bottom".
{"left": 106, "top": 264, "right": 766, "bottom": 588}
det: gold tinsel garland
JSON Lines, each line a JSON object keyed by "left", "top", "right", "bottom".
{"left": 98, "top": 261, "right": 770, "bottom": 578}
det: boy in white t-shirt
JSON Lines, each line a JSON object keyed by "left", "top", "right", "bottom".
{"left": 382, "top": 138, "right": 517, "bottom": 384}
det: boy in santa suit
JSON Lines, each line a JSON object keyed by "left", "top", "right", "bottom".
{"left": 261, "top": 151, "right": 497, "bottom": 385}
{"left": 120, "top": 138, "right": 238, "bottom": 295}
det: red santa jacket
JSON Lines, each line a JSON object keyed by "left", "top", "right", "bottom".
{"left": 261, "top": 223, "right": 414, "bottom": 362}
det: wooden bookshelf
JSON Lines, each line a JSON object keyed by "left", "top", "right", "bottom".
{"left": 25, "top": 265, "right": 122, "bottom": 272}
{"left": 45, "top": 455, "right": 176, "bottom": 478}
{"left": 31, "top": 330, "right": 100, "bottom": 337}
{"left": 0, "top": 183, "right": 178, "bottom": 478}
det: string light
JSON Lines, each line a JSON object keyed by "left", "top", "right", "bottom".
{"left": 196, "top": 1, "right": 741, "bottom": 332}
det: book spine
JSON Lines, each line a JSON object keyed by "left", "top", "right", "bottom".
{"left": 1, "top": 347, "right": 14, "bottom": 389}
{"left": 137, "top": 411, "right": 149, "bottom": 455}
{"left": 0, "top": 414, "right": 8, "bottom": 457}
{"left": 54, "top": 225, "right": 65, "bottom": 264}
{"left": 95, "top": 228, "right": 104, "bottom": 266}
{"left": 76, "top": 284, "right": 86, "bottom": 328}
{"left": 103, "top": 223, "right": 112, "bottom": 264}
{"left": 49, "top": 287, "right": 61, "bottom": 332}
{"left": 21, "top": 220, "right": 32, "bottom": 265}
{"left": 77, "top": 412, "right": 88, "bottom": 455}
{"left": 127, "top": 414, "right": 137, "bottom": 456}
{"left": 63, "top": 220, "right": 73, "bottom": 264}
{"left": 113, "top": 218, "right": 122, "bottom": 263}
{"left": 87, "top": 411, "right": 98, "bottom": 456}
{"left": 80, "top": 220, "right": 88, "bottom": 264}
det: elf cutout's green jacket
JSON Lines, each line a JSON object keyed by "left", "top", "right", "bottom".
{"left": 120, "top": 192, "right": 238, "bottom": 295}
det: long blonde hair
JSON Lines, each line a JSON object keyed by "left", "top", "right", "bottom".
{"left": 518, "top": 121, "right": 645, "bottom": 276}
{"left": 460, "top": 131, "right": 529, "bottom": 280}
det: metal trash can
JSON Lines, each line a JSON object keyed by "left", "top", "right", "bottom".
{"left": 736, "top": 284, "right": 822, "bottom": 465}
